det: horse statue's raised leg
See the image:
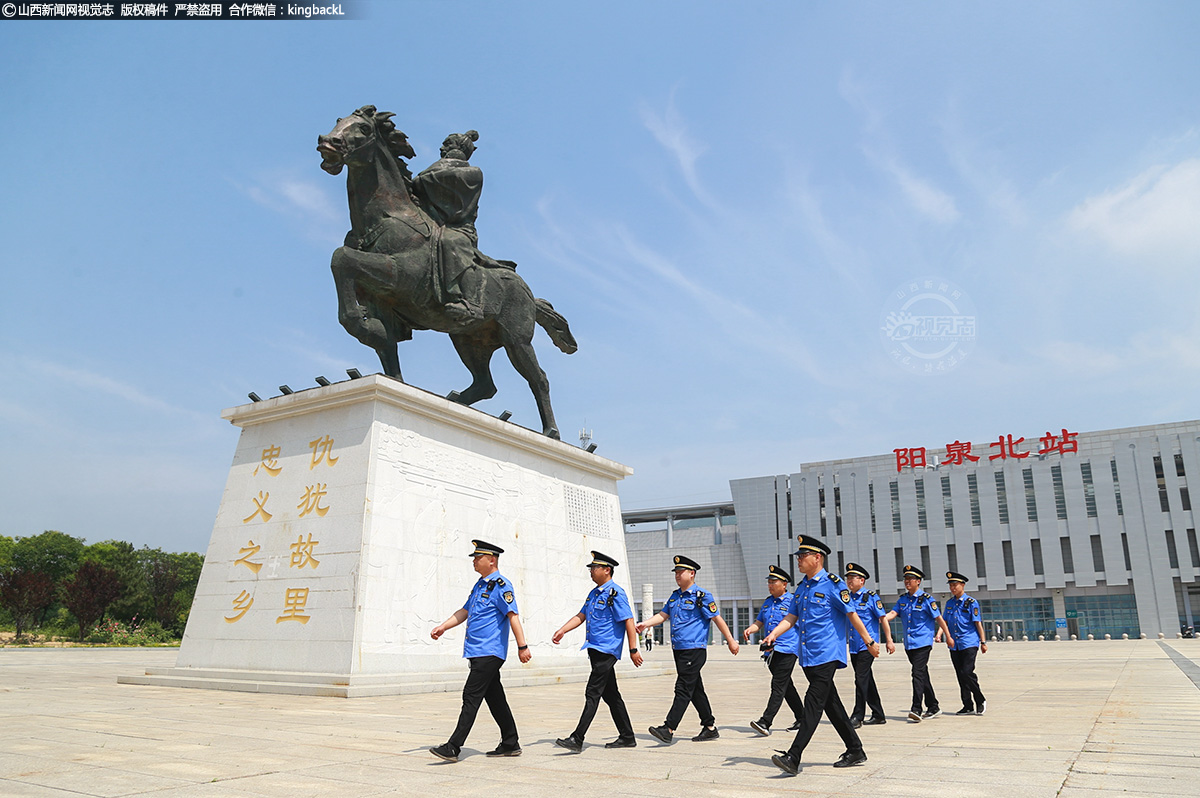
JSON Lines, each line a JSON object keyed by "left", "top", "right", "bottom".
{"left": 331, "top": 246, "right": 405, "bottom": 380}
{"left": 448, "top": 334, "right": 499, "bottom": 405}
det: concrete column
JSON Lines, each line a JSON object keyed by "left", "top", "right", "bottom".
{"left": 1052, "top": 588, "right": 1067, "bottom": 620}
{"left": 666, "top": 513, "right": 674, "bottom": 548}
{"left": 714, "top": 511, "right": 723, "bottom": 545}
{"left": 641, "top": 584, "right": 654, "bottom": 623}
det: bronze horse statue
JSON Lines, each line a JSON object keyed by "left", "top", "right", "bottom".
{"left": 317, "top": 106, "right": 576, "bottom": 439}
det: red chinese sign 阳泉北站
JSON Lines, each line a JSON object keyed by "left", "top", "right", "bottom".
{"left": 894, "top": 428, "right": 1078, "bottom": 473}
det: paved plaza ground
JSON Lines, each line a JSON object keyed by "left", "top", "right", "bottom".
{"left": 2, "top": 640, "right": 1198, "bottom": 797}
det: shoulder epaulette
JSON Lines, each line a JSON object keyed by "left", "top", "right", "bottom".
{"left": 828, "top": 573, "right": 842, "bottom": 584}
{"left": 495, "top": 577, "right": 506, "bottom": 586}
{"left": 867, "top": 589, "right": 877, "bottom": 595}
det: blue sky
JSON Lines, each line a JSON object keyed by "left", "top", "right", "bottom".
{"left": 2, "top": 2, "right": 1199, "bottom": 555}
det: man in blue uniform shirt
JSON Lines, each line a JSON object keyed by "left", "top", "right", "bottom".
{"left": 742, "top": 565, "right": 805, "bottom": 736}
{"left": 636, "top": 554, "right": 739, "bottom": 744}
{"left": 883, "top": 565, "right": 954, "bottom": 722}
{"left": 551, "top": 550, "right": 644, "bottom": 751}
{"left": 845, "top": 562, "right": 895, "bottom": 728}
{"left": 764, "top": 537, "right": 880, "bottom": 774}
{"left": 936, "top": 571, "right": 988, "bottom": 715}
{"left": 429, "top": 540, "right": 533, "bottom": 762}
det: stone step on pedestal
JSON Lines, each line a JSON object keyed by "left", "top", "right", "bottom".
{"left": 118, "top": 658, "right": 669, "bottom": 698}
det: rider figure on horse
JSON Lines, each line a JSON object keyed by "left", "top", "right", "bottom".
{"left": 412, "top": 130, "right": 493, "bottom": 322}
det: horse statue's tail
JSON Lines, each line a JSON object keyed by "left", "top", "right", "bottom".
{"left": 535, "top": 298, "right": 578, "bottom": 355}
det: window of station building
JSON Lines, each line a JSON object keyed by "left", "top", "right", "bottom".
{"left": 1060, "top": 537, "right": 1074, "bottom": 573}
{"left": 941, "top": 475, "right": 954, "bottom": 527}
{"left": 1154, "top": 456, "right": 1171, "bottom": 512}
{"left": 1080, "top": 462, "right": 1098, "bottom": 518}
{"left": 834, "top": 486, "right": 843, "bottom": 536}
{"left": 994, "top": 472, "right": 1010, "bottom": 524}
{"left": 1111, "top": 460, "right": 1124, "bottom": 516}
{"left": 1023, "top": 468, "right": 1038, "bottom": 522}
{"left": 975, "top": 542, "right": 986, "bottom": 577}
{"left": 915, "top": 479, "right": 928, "bottom": 530}
{"left": 1177, "top": 453, "right": 1188, "bottom": 478}
{"left": 1120, "top": 533, "right": 1132, "bottom": 572}
{"left": 1031, "top": 539, "right": 1044, "bottom": 575}
{"left": 1002, "top": 540, "right": 1015, "bottom": 577}
{"left": 1065, "top": 593, "right": 1140, "bottom": 639}
{"left": 920, "top": 545, "right": 930, "bottom": 577}
{"left": 819, "top": 487, "right": 827, "bottom": 536}
{"left": 720, "top": 607, "right": 734, "bottom": 642}
{"left": 890, "top": 481, "right": 901, "bottom": 530}
{"left": 869, "top": 483, "right": 877, "bottom": 533}
{"left": 1091, "top": 535, "right": 1105, "bottom": 572}
{"left": 894, "top": 547, "right": 904, "bottom": 579}
{"left": 737, "top": 606, "right": 750, "bottom": 640}
{"left": 873, "top": 549, "right": 881, "bottom": 583}
{"left": 836, "top": 551, "right": 845, "bottom": 575}
{"left": 967, "top": 473, "right": 982, "bottom": 526}
{"left": 1187, "top": 529, "right": 1200, "bottom": 569}
{"left": 1051, "top": 464, "right": 1068, "bottom": 520}
{"left": 1166, "top": 530, "right": 1180, "bottom": 569}
{"left": 946, "top": 543, "right": 958, "bottom": 573}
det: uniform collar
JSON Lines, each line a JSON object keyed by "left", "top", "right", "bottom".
{"left": 805, "top": 568, "right": 828, "bottom": 585}
{"left": 593, "top": 578, "right": 614, "bottom": 591}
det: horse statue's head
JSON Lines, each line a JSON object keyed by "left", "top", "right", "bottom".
{"left": 317, "top": 105, "right": 416, "bottom": 176}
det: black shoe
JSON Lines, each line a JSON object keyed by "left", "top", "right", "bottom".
{"left": 771, "top": 750, "right": 800, "bottom": 775}
{"left": 955, "top": 707, "right": 975, "bottom": 715}
{"left": 906, "top": 710, "right": 922, "bottom": 723}
{"left": 750, "top": 720, "right": 771, "bottom": 736}
{"left": 429, "top": 743, "right": 459, "bottom": 762}
{"left": 648, "top": 725, "right": 673, "bottom": 744}
{"left": 604, "top": 737, "right": 637, "bottom": 748}
{"left": 863, "top": 716, "right": 887, "bottom": 725}
{"left": 485, "top": 743, "right": 522, "bottom": 757}
{"left": 786, "top": 720, "right": 803, "bottom": 732}
{"left": 976, "top": 701, "right": 987, "bottom": 715}
{"left": 692, "top": 726, "right": 720, "bottom": 742}
{"left": 922, "top": 708, "right": 942, "bottom": 719}
{"left": 850, "top": 718, "right": 863, "bottom": 729}
{"left": 833, "top": 749, "right": 868, "bottom": 768}
{"left": 554, "top": 736, "right": 583, "bottom": 753}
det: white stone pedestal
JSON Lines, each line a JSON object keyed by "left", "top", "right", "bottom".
{"left": 120, "top": 375, "right": 640, "bottom": 697}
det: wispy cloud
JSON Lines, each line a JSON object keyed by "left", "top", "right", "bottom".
{"left": 638, "top": 91, "right": 722, "bottom": 214}
{"left": 231, "top": 172, "right": 346, "bottom": 243}
{"left": 1067, "top": 158, "right": 1200, "bottom": 266}
{"left": 840, "top": 69, "right": 960, "bottom": 224}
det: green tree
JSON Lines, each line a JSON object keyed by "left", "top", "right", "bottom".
{"left": 60, "top": 562, "right": 122, "bottom": 641}
{"left": 84, "top": 540, "right": 148, "bottom": 623}
{"left": 10, "top": 531, "right": 85, "bottom": 581}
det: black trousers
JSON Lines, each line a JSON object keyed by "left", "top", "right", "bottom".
{"left": 665, "top": 648, "right": 714, "bottom": 729}
{"left": 786, "top": 661, "right": 863, "bottom": 759}
{"left": 949, "top": 646, "right": 986, "bottom": 709}
{"left": 850, "top": 650, "right": 885, "bottom": 721}
{"left": 905, "top": 645, "right": 938, "bottom": 713}
{"left": 759, "top": 652, "right": 804, "bottom": 727}
{"left": 448, "top": 656, "right": 518, "bottom": 749}
{"left": 571, "top": 649, "right": 634, "bottom": 740}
